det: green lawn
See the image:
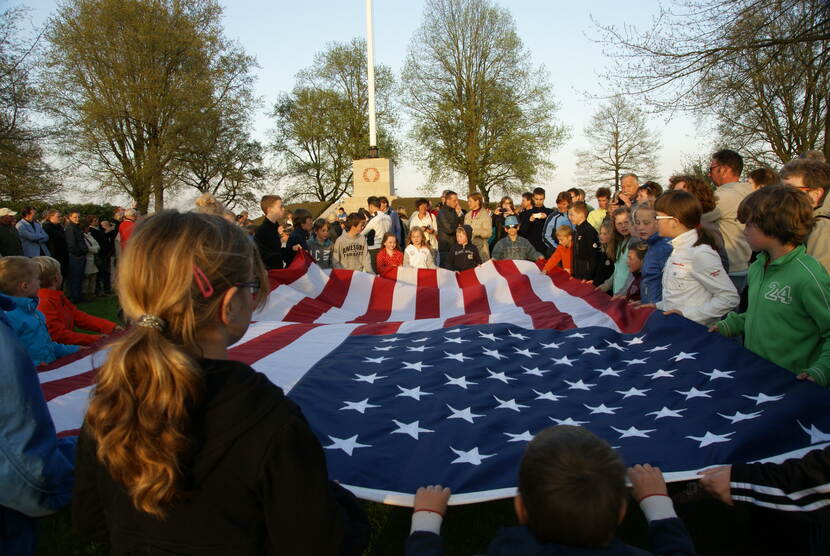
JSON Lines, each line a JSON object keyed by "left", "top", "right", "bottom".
{"left": 37, "top": 297, "right": 824, "bottom": 555}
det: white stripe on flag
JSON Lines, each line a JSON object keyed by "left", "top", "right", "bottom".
{"left": 318, "top": 272, "right": 375, "bottom": 323}
{"left": 475, "top": 263, "right": 534, "bottom": 329}
{"left": 48, "top": 386, "right": 93, "bottom": 435}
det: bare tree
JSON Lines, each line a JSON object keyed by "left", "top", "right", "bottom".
{"left": 576, "top": 95, "right": 660, "bottom": 190}
{"left": 402, "top": 0, "right": 568, "bottom": 202}
{"left": 594, "top": 0, "right": 830, "bottom": 164}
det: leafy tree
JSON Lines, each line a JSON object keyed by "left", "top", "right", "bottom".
{"left": 594, "top": 0, "right": 830, "bottom": 165}
{"left": 42, "top": 0, "right": 255, "bottom": 213}
{"left": 271, "top": 38, "right": 398, "bottom": 204}
{"left": 401, "top": 0, "right": 568, "bottom": 202}
{"left": 0, "top": 7, "right": 56, "bottom": 202}
{"left": 576, "top": 95, "right": 660, "bottom": 191}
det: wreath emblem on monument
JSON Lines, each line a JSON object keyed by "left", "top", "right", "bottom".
{"left": 362, "top": 167, "right": 380, "bottom": 183}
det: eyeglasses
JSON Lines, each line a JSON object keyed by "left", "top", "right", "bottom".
{"left": 235, "top": 278, "right": 261, "bottom": 296}
{"left": 655, "top": 215, "right": 677, "bottom": 221}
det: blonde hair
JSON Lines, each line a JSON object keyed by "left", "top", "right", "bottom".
{"left": 408, "top": 225, "right": 431, "bottom": 249}
{"left": 0, "top": 256, "right": 37, "bottom": 295}
{"left": 84, "top": 211, "right": 267, "bottom": 517}
{"left": 33, "top": 256, "right": 61, "bottom": 286}
{"left": 555, "top": 225, "right": 573, "bottom": 238}
{"left": 194, "top": 193, "right": 235, "bottom": 222}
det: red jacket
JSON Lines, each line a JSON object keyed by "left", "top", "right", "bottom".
{"left": 376, "top": 248, "right": 403, "bottom": 277}
{"left": 37, "top": 288, "right": 117, "bottom": 345}
{"left": 118, "top": 219, "right": 135, "bottom": 250}
{"left": 542, "top": 244, "right": 572, "bottom": 275}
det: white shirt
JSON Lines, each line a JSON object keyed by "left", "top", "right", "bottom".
{"left": 656, "top": 229, "right": 739, "bottom": 325}
{"left": 403, "top": 244, "right": 436, "bottom": 269}
{"left": 408, "top": 212, "right": 438, "bottom": 249}
{"left": 362, "top": 211, "right": 391, "bottom": 250}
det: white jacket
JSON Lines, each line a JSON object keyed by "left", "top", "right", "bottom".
{"left": 83, "top": 233, "right": 100, "bottom": 275}
{"left": 656, "top": 229, "right": 739, "bottom": 325}
{"left": 362, "top": 211, "right": 391, "bottom": 250}
{"left": 403, "top": 244, "right": 436, "bottom": 269}
{"left": 408, "top": 212, "right": 438, "bottom": 250}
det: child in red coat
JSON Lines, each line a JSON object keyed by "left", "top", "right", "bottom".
{"left": 34, "top": 256, "right": 118, "bottom": 345}
{"left": 376, "top": 233, "right": 403, "bottom": 277}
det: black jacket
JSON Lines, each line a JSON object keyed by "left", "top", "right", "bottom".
{"left": 254, "top": 218, "right": 284, "bottom": 270}
{"left": 447, "top": 242, "right": 481, "bottom": 271}
{"left": 65, "top": 222, "right": 87, "bottom": 258}
{"left": 73, "top": 358, "right": 368, "bottom": 555}
{"left": 518, "top": 206, "right": 552, "bottom": 256}
{"left": 0, "top": 223, "right": 22, "bottom": 256}
{"left": 43, "top": 222, "right": 68, "bottom": 266}
{"left": 437, "top": 206, "right": 462, "bottom": 252}
{"left": 88, "top": 226, "right": 110, "bottom": 259}
{"left": 572, "top": 221, "right": 601, "bottom": 280}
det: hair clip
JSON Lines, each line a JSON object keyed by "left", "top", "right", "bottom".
{"left": 192, "top": 264, "right": 215, "bottom": 298}
{"left": 136, "top": 314, "right": 165, "bottom": 331}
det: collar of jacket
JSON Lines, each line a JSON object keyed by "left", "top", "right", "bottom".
{"left": 6, "top": 294, "right": 38, "bottom": 312}
{"left": 669, "top": 228, "right": 699, "bottom": 249}
{"left": 755, "top": 244, "right": 806, "bottom": 269}
{"left": 37, "top": 288, "right": 66, "bottom": 302}
{"left": 0, "top": 292, "right": 13, "bottom": 311}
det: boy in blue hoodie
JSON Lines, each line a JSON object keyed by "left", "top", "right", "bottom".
{"left": 0, "top": 292, "right": 75, "bottom": 554}
{"left": 406, "top": 426, "right": 696, "bottom": 556}
{"left": 0, "top": 256, "right": 79, "bottom": 365}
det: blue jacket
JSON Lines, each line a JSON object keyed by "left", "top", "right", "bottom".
{"left": 406, "top": 521, "right": 696, "bottom": 556}
{"left": 0, "top": 294, "right": 75, "bottom": 552}
{"left": 641, "top": 233, "right": 673, "bottom": 304}
{"left": 16, "top": 219, "right": 51, "bottom": 258}
{"left": 386, "top": 208, "right": 404, "bottom": 245}
{"left": 542, "top": 211, "right": 572, "bottom": 253}
{"left": 4, "top": 295, "right": 79, "bottom": 365}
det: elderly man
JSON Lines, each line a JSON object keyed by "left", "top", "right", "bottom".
{"left": 613, "top": 173, "right": 640, "bottom": 208}
{"left": 0, "top": 208, "right": 23, "bottom": 256}
{"left": 702, "top": 149, "right": 753, "bottom": 291}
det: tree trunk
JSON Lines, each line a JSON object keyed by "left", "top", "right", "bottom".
{"left": 823, "top": 93, "right": 830, "bottom": 163}
{"left": 467, "top": 172, "right": 477, "bottom": 196}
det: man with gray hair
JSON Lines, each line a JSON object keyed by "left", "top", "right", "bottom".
{"left": 613, "top": 173, "right": 639, "bottom": 208}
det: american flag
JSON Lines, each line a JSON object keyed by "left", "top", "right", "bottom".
{"left": 39, "top": 253, "right": 830, "bottom": 505}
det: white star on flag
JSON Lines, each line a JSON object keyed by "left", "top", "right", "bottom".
{"left": 494, "top": 396, "right": 529, "bottom": 412}
{"left": 593, "top": 367, "right": 623, "bottom": 377}
{"left": 373, "top": 346, "right": 396, "bottom": 351}
{"left": 380, "top": 338, "right": 400, "bottom": 343}
{"left": 646, "top": 344, "right": 671, "bottom": 352}
{"left": 798, "top": 421, "right": 830, "bottom": 444}
{"left": 623, "top": 358, "right": 648, "bottom": 365}
{"left": 686, "top": 431, "right": 734, "bottom": 448}
{"left": 533, "top": 390, "right": 565, "bottom": 402}
{"left": 612, "top": 426, "right": 656, "bottom": 438}
{"left": 564, "top": 379, "right": 595, "bottom": 391}
{"left": 567, "top": 332, "right": 588, "bottom": 339}
{"left": 617, "top": 387, "right": 650, "bottom": 398}
{"left": 676, "top": 387, "right": 713, "bottom": 400}
{"left": 604, "top": 340, "right": 626, "bottom": 351}
{"left": 540, "top": 341, "right": 562, "bottom": 349}
{"left": 412, "top": 337, "right": 429, "bottom": 343}
{"left": 446, "top": 328, "right": 462, "bottom": 334}
{"left": 445, "top": 336, "right": 469, "bottom": 344}
{"left": 504, "top": 431, "right": 535, "bottom": 442}
{"left": 647, "top": 407, "right": 686, "bottom": 419}
{"left": 743, "top": 393, "right": 785, "bottom": 405}
{"left": 549, "top": 416, "right": 588, "bottom": 426}
{"left": 508, "top": 330, "right": 529, "bottom": 340}
{"left": 670, "top": 351, "right": 698, "bottom": 362}
{"left": 585, "top": 403, "right": 621, "bottom": 415}
{"left": 444, "top": 374, "right": 477, "bottom": 389}
{"left": 364, "top": 356, "right": 390, "bottom": 364}
{"left": 482, "top": 347, "right": 506, "bottom": 360}
{"left": 407, "top": 345, "right": 431, "bottom": 352}
{"left": 354, "top": 373, "right": 386, "bottom": 384}
{"left": 396, "top": 385, "right": 432, "bottom": 401}
{"left": 521, "top": 366, "right": 550, "bottom": 376}
{"left": 402, "top": 361, "right": 432, "bottom": 372}
{"left": 625, "top": 336, "right": 646, "bottom": 345}
{"left": 340, "top": 398, "right": 380, "bottom": 414}
{"left": 391, "top": 420, "right": 433, "bottom": 440}
{"left": 477, "top": 331, "right": 498, "bottom": 341}
{"left": 486, "top": 369, "right": 517, "bottom": 384}
{"left": 700, "top": 369, "right": 735, "bottom": 381}
{"left": 325, "top": 435, "right": 371, "bottom": 456}
{"left": 447, "top": 404, "right": 484, "bottom": 424}
{"left": 718, "top": 411, "right": 762, "bottom": 424}
{"left": 444, "top": 351, "right": 472, "bottom": 363}
{"left": 513, "top": 347, "right": 538, "bottom": 358}
{"left": 450, "top": 446, "right": 495, "bottom": 465}
{"left": 579, "top": 346, "right": 603, "bottom": 355}
{"left": 646, "top": 369, "right": 676, "bottom": 379}
{"left": 552, "top": 355, "right": 576, "bottom": 366}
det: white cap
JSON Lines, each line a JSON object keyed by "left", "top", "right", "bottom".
{"left": 0, "top": 208, "right": 17, "bottom": 217}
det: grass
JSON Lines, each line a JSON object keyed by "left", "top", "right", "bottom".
{"left": 36, "top": 296, "right": 828, "bottom": 555}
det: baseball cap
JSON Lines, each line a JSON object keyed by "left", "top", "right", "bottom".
{"left": 504, "top": 215, "right": 519, "bottom": 227}
{"left": 0, "top": 208, "right": 17, "bottom": 217}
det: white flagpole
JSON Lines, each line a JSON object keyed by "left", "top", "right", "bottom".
{"left": 365, "top": 0, "right": 378, "bottom": 156}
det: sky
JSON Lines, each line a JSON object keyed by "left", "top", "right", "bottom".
{"left": 23, "top": 0, "right": 715, "bottom": 203}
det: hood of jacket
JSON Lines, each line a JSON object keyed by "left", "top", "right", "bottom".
{"left": 816, "top": 190, "right": 830, "bottom": 218}
{"left": 6, "top": 294, "right": 38, "bottom": 314}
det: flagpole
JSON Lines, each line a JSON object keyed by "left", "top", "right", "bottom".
{"left": 365, "top": 0, "right": 378, "bottom": 158}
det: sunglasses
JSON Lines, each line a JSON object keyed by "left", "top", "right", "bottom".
{"left": 506, "top": 225, "right": 518, "bottom": 229}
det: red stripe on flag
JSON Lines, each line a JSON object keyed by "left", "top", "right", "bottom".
{"left": 415, "top": 269, "right": 440, "bottom": 320}
{"left": 492, "top": 260, "right": 577, "bottom": 330}
{"left": 229, "top": 323, "right": 322, "bottom": 365}
{"left": 352, "top": 275, "right": 396, "bottom": 323}
{"left": 455, "top": 267, "right": 490, "bottom": 316}
{"left": 42, "top": 368, "right": 97, "bottom": 401}
{"left": 444, "top": 313, "right": 490, "bottom": 327}
{"left": 282, "top": 269, "right": 354, "bottom": 323}
{"left": 58, "top": 428, "right": 80, "bottom": 438}
{"left": 546, "top": 268, "right": 652, "bottom": 333}
{"left": 267, "top": 250, "right": 313, "bottom": 291}
{"left": 351, "top": 322, "right": 404, "bottom": 336}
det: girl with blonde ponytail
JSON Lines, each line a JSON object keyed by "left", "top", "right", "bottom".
{"left": 73, "top": 211, "right": 368, "bottom": 555}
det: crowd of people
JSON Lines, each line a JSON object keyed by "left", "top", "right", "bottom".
{"left": 0, "top": 148, "right": 829, "bottom": 554}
